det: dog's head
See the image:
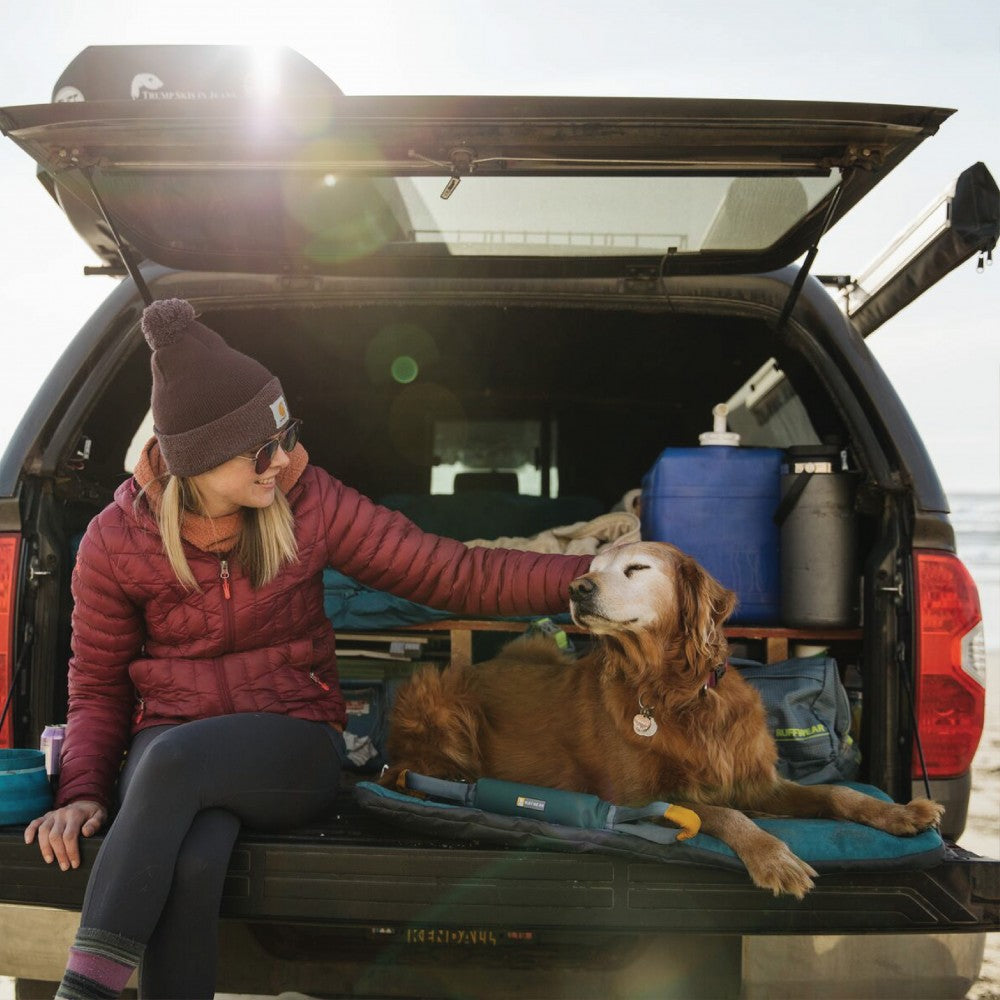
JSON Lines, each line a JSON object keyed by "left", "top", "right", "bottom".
{"left": 569, "top": 541, "right": 736, "bottom": 684}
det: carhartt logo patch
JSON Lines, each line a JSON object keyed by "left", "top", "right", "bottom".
{"left": 270, "top": 396, "right": 289, "bottom": 428}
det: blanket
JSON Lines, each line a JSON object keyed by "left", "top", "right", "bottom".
{"left": 465, "top": 489, "right": 641, "bottom": 555}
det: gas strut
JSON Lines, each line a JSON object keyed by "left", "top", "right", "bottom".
{"left": 774, "top": 178, "right": 848, "bottom": 336}
{"left": 82, "top": 167, "right": 154, "bottom": 306}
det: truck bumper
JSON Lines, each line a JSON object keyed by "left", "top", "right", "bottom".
{"left": 0, "top": 904, "right": 988, "bottom": 1000}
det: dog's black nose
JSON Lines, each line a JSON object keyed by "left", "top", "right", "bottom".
{"left": 569, "top": 577, "right": 597, "bottom": 601}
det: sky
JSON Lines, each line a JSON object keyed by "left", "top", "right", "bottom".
{"left": 0, "top": 0, "right": 998, "bottom": 494}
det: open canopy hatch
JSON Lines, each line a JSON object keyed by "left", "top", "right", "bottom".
{"left": 0, "top": 47, "right": 956, "bottom": 279}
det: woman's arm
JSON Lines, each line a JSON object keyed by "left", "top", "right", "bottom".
{"left": 316, "top": 470, "right": 592, "bottom": 617}
{"left": 55, "top": 514, "right": 145, "bottom": 810}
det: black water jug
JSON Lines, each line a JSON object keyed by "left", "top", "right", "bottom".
{"left": 776, "top": 445, "right": 859, "bottom": 627}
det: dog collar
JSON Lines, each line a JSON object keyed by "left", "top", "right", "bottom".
{"left": 702, "top": 661, "right": 727, "bottom": 695}
{"left": 634, "top": 662, "right": 727, "bottom": 734}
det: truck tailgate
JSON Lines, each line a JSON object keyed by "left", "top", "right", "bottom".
{"left": 1, "top": 793, "right": 997, "bottom": 936}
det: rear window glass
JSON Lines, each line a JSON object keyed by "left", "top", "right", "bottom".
{"left": 431, "top": 418, "right": 557, "bottom": 496}
{"left": 398, "top": 174, "right": 841, "bottom": 256}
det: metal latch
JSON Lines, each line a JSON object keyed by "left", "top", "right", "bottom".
{"left": 28, "top": 555, "right": 53, "bottom": 584}
{"left": 441, "top": 146, "right": 476, "bottom": 200}
{"left": 879, "top": 572, "right": 905, "bottom": 603}
{"left": 66, "top": 435, "right": 92, "bottom": 472}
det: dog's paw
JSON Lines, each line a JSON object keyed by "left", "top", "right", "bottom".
{"left": 743, "top": 840, "right": 817, "bottom": 900}
{"left": 880, "top": 797, "right": 944, "bottom": 835}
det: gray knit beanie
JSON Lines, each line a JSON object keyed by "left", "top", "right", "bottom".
{"left": 142, "top": 299, "right": 289, "bottom": 477}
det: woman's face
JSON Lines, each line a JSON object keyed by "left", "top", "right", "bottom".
{"left": 190, "top": 439, "right": 291, "bottom": 518}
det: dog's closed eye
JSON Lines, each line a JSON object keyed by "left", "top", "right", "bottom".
{"left": 624, "top": 563, "right": 650, "bottom": 578}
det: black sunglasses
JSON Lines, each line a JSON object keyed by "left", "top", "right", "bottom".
{"left": 245, "top": 419, "right": 302, "bottom": 474}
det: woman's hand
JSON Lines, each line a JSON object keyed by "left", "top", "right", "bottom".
{"left": 24, "top": 800, "right": 107, "bottom": 871}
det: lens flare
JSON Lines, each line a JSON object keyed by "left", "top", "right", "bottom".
{"left": 391, "top": 356, "right": 419, "bottom": 383}
{"left": 278, "top": 141, "right": 402, "bottom": 264}
{"left": 366, "top": 324, "right": 439, "bottom": 384}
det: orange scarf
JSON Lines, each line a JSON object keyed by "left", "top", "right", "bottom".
{"left": 133, "top": 437, "right": 309, "bottom": 553}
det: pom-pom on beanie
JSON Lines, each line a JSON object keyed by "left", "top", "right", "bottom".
{"left": 142, "top": 298, "right": 290, "bottom": 477}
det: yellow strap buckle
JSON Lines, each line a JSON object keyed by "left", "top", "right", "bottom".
{"left": 664, "top": 803, "right": 701, "bottom": 840}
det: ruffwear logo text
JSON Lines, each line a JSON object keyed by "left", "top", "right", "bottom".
{"left": 775, "top": 724, "right": 829, "bottom": 740}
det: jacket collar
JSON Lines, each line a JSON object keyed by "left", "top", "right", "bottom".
{"left": 128, "top": 436, "right": 308, "bottom": 553}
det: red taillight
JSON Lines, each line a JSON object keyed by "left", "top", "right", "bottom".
{"left": 913, "top": 550, "right": 986, "bottom": 779}
{"left": 0, "top": 533, "right": 22, "bottom": 749}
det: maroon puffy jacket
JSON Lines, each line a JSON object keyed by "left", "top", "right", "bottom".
{"left": 57, "top": 466, "right": 592, "bottom": 808}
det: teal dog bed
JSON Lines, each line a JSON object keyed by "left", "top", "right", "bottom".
{"left": 355, "top": 779, "right": 945, "bottom": 874}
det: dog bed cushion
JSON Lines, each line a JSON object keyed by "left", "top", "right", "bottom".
{"left": 354, "top": 780, "right": 945, "bottom": 873}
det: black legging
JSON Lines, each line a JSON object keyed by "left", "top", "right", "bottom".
{"left": 80, "top": 713, "right": 343, "bottom": 999}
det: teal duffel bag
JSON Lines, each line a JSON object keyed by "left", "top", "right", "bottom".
{"left": 734, "top": 656, "right": 861, "bottom": 785}
{"left": 0, "top": 749, "right": 53, "bottom": 826}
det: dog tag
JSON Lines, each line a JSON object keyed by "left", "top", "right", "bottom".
{"left": 633, "top": 712, "right": 658, "bottom": 738}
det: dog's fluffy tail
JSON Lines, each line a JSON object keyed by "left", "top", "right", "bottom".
{"left": 381, "top": 665, "right": 484, "bottom": 790}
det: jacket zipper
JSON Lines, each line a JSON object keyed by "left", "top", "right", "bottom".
{"left": 219, "top": 556, "right": 330, "bottom": 697}
{"left": 215, "top": 558, "right": 236, "bottom": 714}
{"left": 219, "top": 559, "right": 235, "bottom": 648}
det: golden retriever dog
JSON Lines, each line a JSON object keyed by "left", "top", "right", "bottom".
{"left": 381, "top": 541, "right": 943, "bottom": 897}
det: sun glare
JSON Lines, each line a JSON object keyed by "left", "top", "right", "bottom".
{"left": 245, "top": 46, "right": 283, "bottom": 102}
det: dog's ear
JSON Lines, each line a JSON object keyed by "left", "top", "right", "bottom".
{"left": 676, "top": 555, "right": 737, "bottom": 677}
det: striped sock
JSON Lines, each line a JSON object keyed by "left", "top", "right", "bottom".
{"left": 56, "top": 926, "right": 145, "bottom": 1000}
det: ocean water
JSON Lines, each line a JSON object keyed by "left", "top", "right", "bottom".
{"left": 951, "top": 492, "right": 1000, "bottom": 651}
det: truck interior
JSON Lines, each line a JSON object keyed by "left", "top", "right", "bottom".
{"left": 43, "top": 292, "right": 884, "bottom": 781}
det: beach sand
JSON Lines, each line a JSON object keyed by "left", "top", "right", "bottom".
{"left": 965, "top": 649, "right": 1000, "bottom": 1000}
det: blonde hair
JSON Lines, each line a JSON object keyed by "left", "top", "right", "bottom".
{"left": 152, "top": 475, "right": 298, "bottom": 590}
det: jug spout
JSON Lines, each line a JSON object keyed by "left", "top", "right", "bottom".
{"left": 699, "top": 402, "right": 741, "bottom": 446}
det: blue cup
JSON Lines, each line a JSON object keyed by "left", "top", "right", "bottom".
{"left": 0, "top": 748, "right": 54, "bottom": 825}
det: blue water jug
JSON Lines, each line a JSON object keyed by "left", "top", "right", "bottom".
{"left": 640, "top": 406, "right": 782, "bottom": 623}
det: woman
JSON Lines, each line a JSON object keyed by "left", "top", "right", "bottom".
{"left": 25, "top": 298, "right": 591, "bottom": 1000}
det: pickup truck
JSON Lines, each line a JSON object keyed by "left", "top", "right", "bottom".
{"left": 0, "top": 45, "right": 997, "bottom": 999}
